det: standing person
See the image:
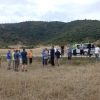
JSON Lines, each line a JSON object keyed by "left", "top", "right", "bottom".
{"left": 28, "top": 50, "right": 33, "bottom": 65}
{"left": 12, "top": 50, "right": 15, "bottom": 70}
{"left": 55, "top": 49, "right": 60, "bottom": 66}
{"left": 50, "top": 46, "right": 55, "bottom": 67}
{"left": 87, "top": 41, "right": 91, "bottom": 57}
{"left": 72, "top": 44, "right": 77, "bottom": 56}
{"left": 67, "top": 47, "right": 72, "bottom": 60}
{"left": 69, "top": 45, "right": 73, "bottom": 52}
{"left": 94, "top": 45, "right": 100, "bottom": 62}
{"left": 0, "top": 53, "right": 2, "bottom": 68}
{"left": 79, "top": 43, "right": 84, "bottom": 57}
{"left": 7, "top": 50, "right": 12, "bottom": 70}
{"left": 18, "top": 50, "right": 22, "bottom": 65}
{"left": 14, "top": 50, "right": 19, "bottom": 71}
{"left": 42, "top": 49, "right": 45, "bottom": 66}
{"left": 44, "top": 48, "right": 49, "bottom": 68}
{"left": 21, "top": 48, "right": 28, "bottom": 72}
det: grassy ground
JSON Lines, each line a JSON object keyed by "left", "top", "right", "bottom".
{"left": 0, "top": 57, "right": 100, "bottom": 100}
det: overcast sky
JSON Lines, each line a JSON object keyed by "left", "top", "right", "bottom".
{"left": 0, "top": 0, "right": 100, "bottom": 23}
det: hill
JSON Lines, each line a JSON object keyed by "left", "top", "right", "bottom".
{"left": 0, "top": 20, "right": 100, "bottom": 47}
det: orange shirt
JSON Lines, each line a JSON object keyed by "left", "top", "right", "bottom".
{"left": 28, "top": 52, "right": 33, "bottom": 58}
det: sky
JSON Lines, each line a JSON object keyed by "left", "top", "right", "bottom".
{"left": 0, "top": 0, "right": 100, "bottom": 23}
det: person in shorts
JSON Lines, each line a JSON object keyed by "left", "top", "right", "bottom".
{"left": 55, "top": 49, "right": 60, "bottom": 66}
{"left": 21, "top": 48, "right": 28, "bottom": 72}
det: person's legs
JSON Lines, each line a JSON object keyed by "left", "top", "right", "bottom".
{"left": 68, "top": 56, "right": 69, "bottom": 60}
{"left": 51, "top": 57, "right": 55, "bottom": 66}
{"left": 15, "top": 60, "right": 17, "bottom": 71}
{"left": 7, "top": 59, "right": 11, "bottom": 70}
{"left": 95, "top": 54, "right": 99, "bottom": 62}
{"left": 25, "top": 65, "right": 27, "bottom": 71}
{"left": 17, "top": 59, "right": 19, "bottom": 71}
{"left": 42, "top": 57, "right": 44, "bottom": 66}
{"left": 30, "top": 58, "right": 32, "bottom": 64}
{"left": 51, "top": 57, "right": 53, "bottom": 66}
{"left": 69, "top": 55, "right": 71, "bottom": 60}
{"left": 22, "top": 64, "right": 24, "bottom": 71}
{"left": 25, "top": 59, "right": 27, "bottom": 71}
{"left": 29, "top": 58, "right": 31, "bottom": 64}
{"left": 12, "top": 60, "right": 15, "bottom": 70}
{"left": 88, "top": 49, "right": 91, "bottom": 57}
{"left": 22, "top": 59, "right": 25, "bottom": 71}
{"left": 80, "top": 50, "right": 82, "bottom": 57}
{"left": 29, "top": 58, "right": 32, "bottom": 64}
{"left": 57, "top": 59, "right": 60, "bottom": 66}
{"left": 52, "top": 57, "right": 55, "bottom": 66}
{"left": 44, "top": 59, "right": 48, "bottom": 68}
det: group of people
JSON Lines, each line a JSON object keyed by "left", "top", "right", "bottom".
{"left": 0, "top": 42, "right": 100, "bottom": 70}
{"left": 6, "top": 48, "right": 33, "bottom": 72}
{"left": 67, "top": 41, "right": 100, "bottom": 62}
{"left": 41, "top": 42, "right": 100, "bottom": 68}
{"left": 42, "top": 46, "right": 61, "bottom": 68}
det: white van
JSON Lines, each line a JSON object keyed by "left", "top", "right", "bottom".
{"left": 73, "top": 43, "right": 95, "bottom": 56}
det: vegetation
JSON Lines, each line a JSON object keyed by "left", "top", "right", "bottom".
{"left": 0, "top": 20, "right": 100, "bottom": 46}
{"left": 0, "top": 57, "right": 100, "bottom": 100}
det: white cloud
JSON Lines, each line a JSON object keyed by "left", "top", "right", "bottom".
{"left": 0, "top": 0, "right": 100, "bottom": 23}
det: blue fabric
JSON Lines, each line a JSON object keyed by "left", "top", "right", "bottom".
{"left": 7, "top": 52, "right": 11, "bottom": 59}
{"left": 14, "top": 52, "right": 19, "bottom": 60}
{"left": 21, "top": 51, "right": 27, "bottom": 59}
{"left": 69, "top": 46, "right": 72, "bottom": 51}
{"left": 18, "top": 52, "right": 22, "bottom": 58}
{"left": 42, "top": 51, "right": 45, "bottom": 58}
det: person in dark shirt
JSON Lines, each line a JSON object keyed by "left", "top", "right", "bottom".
{"left": 14, "top": 50, "right": 19, "bottom": 71}
{"left": 50, "top": 46, "right": 55, "bottom": 67}
{"left": 87, "top": 41, "right": 91, "bottom": 57}
{"left": 21, "top": 48, "right": 28, "bottom": 72}
{"left": 55, "top": 49, "right": 60, "bottom": 66}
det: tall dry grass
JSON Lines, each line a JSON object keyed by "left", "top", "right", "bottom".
{"left": 0, "top": 57, "right": 100, "bottom": 100}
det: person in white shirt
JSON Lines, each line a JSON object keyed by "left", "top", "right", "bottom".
{"left": 95, "top": 45, "right": 100, "bottom": 62}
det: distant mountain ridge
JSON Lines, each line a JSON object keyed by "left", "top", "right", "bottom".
{"left": 0, "top": 20, "right": 100, "bottom": 46}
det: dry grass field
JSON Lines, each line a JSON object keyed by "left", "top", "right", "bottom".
{"left": 0, "top": 57, "right": 100, "bottom": 100}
